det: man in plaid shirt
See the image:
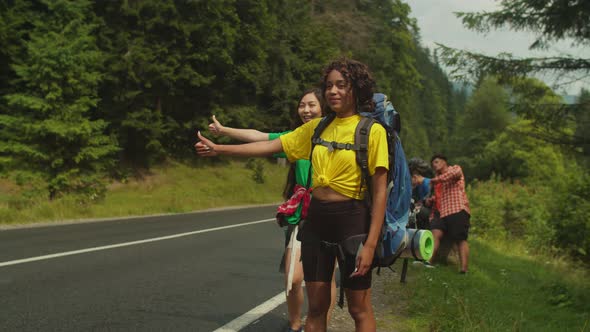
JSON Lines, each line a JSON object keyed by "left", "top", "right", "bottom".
{"left": 426, "top": 153, "right": 471, "bottom": 273}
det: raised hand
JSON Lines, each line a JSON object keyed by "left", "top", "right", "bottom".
{"left": 208, "top": 115, "right": 224, "bottom": 136}
{"left": 195, "top": 131, "right": 218, "bottom": 157}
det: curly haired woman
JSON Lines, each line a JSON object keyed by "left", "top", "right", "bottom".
{"left": 196, "top": 58, "right": 388, "bottom": 332}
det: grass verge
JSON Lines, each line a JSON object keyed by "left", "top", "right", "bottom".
{"left": 0, "top": 159, "right": 288, "bottom": 226}
{"left": 380, "top": 238, "right": 590, "bottom": 332}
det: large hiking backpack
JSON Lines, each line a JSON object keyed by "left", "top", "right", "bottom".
{"left": 310, "top": 93, "right": 412, "bottom": 268}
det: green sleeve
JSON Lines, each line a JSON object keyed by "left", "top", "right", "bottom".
{"left": 284, "top": 159, "right": 312, "bottom": 225}
{"left": 269, "top": 130, "right": 292, "bottom": 159}
{"left": 284, "top": 204, "right": 303, "bottom": 224}
{"left": 294, "top": 159, "right": 311, "bottom": 187}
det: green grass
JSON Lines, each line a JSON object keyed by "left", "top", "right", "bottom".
{"left": 380, "top": 238, "right": 590, "bottom": 332}
{"left": 0, "top": 159, "right": 288, "bottom": 225}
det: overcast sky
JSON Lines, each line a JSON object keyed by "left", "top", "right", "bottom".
{"left": 404, "top": 0, "right": 590, "bottom": 95}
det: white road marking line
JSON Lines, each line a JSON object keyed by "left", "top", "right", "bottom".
{"left": 215, "top": 281, "right": 307, "bottom": 332}
{"left": 213, "top": 291, "right": 286, "bottom": 332}
{"left": 0, "top": 218, "right": 274, "bottom": 268}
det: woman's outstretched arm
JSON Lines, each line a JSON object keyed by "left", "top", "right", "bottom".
{"left": 195, "top": 131, "right": 283, "bottom": 157}
{"left": 208, "top": 115, "right": 269, "bottom": 142}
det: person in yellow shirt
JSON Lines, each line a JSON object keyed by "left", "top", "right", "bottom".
{"left": 196, "top": 58, "right": 389, "bottom": 332}
{"left": 207, "top": 88, "right": 337, "bottom": 332}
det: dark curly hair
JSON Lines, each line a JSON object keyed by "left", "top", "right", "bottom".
{"left": 320, "top": 57, "right": 376, "bottom": 114}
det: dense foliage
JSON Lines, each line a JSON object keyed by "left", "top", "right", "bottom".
{"left": 0, "top": 0, "right": 118, "bottom": 199}
{"left": 0, "top": 0, "right": 459, "bottom": 191}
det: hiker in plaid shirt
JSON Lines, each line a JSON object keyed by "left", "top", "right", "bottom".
{"left": 426, "top": 153, "right": 471, "bottom": 273}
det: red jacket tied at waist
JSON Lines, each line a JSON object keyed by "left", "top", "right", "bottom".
{"left": 277, "top": 184, "right": 312, "bottom": 220}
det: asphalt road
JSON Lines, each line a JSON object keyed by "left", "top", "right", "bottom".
{"left": 0, "top": 206, "right": 293, "bottom": 332}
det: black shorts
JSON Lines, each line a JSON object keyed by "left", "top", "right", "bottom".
{"left": 431, "top": 210, "right": 470, "bottom": 241}
{"left": 300, "top": 198, "right": 372, "bottom": 290}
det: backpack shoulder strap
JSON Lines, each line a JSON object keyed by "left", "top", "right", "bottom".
{"left": 311, "top": 113, "right": 335, "bottom": 142}
{"left": 306, "top": 114, "right": 336, "bottom": 188}
{"left": 355, "top": 117, "right": 376, "bottom": 202}
{"left": 311, "top": 113, "right": 352, "bottom": 152}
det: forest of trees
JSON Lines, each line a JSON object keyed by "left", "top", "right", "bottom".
{"left": 0, "top": 0, "right": 465, "bottom": 195}
{"left": 0, "top": 0, "right": 588, "bottom": 262}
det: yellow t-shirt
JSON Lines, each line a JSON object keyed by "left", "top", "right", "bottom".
{"left": 279, "top": 114, "right": 389, "bottom": 200}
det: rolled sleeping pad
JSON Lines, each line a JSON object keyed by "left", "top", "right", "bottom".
{"left": 399, "top": 228, "right": 434, "bottom": 261}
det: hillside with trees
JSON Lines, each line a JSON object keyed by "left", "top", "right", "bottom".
{"left": 438, "top": 0, "right": 589, "bottom": 263}
{"left": 0, "top": 0, "right": 458, "bottom": 194}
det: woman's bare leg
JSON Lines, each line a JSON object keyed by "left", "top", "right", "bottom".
{"left": 284, "top": 248, "right": 304, "bottom": 330}
{"left": 345, "top": 288, "right": 375, "bottom": 332}
{"left": 304, "top": 281, "right": 332, "bottom": 332}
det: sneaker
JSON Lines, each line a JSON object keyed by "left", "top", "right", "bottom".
{"left": 286, "top": 327, "right": 303, "bottom": 332}
{"left": 412, "top": 260, "right": 424, "bottom": 266}
{"left": 423, "top": 261, "right": 436, "bottom": 269}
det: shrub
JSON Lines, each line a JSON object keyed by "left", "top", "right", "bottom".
{"left": 468, "top": 177, "right": 554, "bottom": 254}
{"left": 551, "top": 173, "right": 590, "bottom": 263}
{"left": 245, "top": 158, "right": 265, "bottom": 184}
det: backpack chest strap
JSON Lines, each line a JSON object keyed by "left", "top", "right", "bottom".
{"left": 311, "top": 137, "right": 366, "bottom": 153}
{"left": 310, "top": 117, "right": 374, "bottom": 153}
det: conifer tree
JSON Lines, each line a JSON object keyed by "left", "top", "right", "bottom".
{"left": 437, "top": 0, "right": 589, "bottom": 150}
{"left": 0, "top": 0, "right": 118, "bottom": 200}
{"left": 453, "top": 78, "right": 510, "bottom": 179}
{"left": 438, "top": 0, "right": 589, "bottom": 83}
{"left": 575, "top": 89, "right": 590, "bottom": 157}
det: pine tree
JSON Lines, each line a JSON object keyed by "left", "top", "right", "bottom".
{"left": 0, "top": 0, "right": 118, "bottom": 200}
{"left": 438, "top": 0, "right": 589, "bottom": 83}
{"left": 454, "top": 78, "right": 510, "bottom": 179}
{"left": 438, "top": 0, "right": 589, "bottom": 151}
{"left": 575, "top": 89, "right": 590, "bottom": 157}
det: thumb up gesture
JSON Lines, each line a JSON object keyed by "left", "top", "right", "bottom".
{"left": 208, "top": 115, "right": 224, "bottom": 136}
